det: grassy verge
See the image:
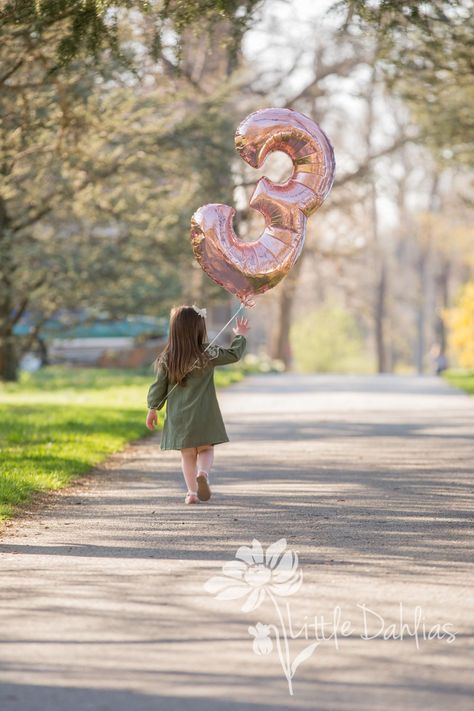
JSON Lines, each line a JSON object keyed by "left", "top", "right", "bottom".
{"left": 0, "top": 365, "right": 244, "bottom": 521}
{"left": 443, "top": 369, "right": 474, "bottom": 395}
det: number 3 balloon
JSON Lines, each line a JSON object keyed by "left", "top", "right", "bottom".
{"left": 190, "top": 108, "right": 335, "bottom": 305}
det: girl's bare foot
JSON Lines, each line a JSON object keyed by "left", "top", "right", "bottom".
{"left": 185, "top": 492, "right": 199, "bottom": 504}
{"left": 196, "top": 472, "right": 211, "bottom": 501}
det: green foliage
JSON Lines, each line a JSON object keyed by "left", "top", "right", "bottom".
{"left": 239, "top": 353, "right": 286, "bottom": 374}
{"left": 0, "top": 364, "right": 245, "bottom": 519}
{"left": 0, "top": 3, "right": 245, "bottom": 379}
{"left": 290, "top": 305, "right": 372, "bottom": 373}
{"left": 0, "top": 0, "right": 262, "bottom": 69}
{"left": 339, "top": 0, "right": 474, "bottom": 165}
{"left": 0, "top": 404, "right": 149, "bottom": 518}
{"left": 0, "top": 366, "right": 154, "bottom": 519}
{"left": 443, "top": 370, "right": 474, "bottom": 395}
{"left": 214, "top": 368, "right": 245, "bottom": 386}
{"left": 443, "top": 281, "right": 474, "bottom": 369}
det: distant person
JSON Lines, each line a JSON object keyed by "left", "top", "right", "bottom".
{"left": 430, "top": 343, "right": 448, "bottom": 375}
{"left": 146, "top": 305, "right": 249, "bottom": 504}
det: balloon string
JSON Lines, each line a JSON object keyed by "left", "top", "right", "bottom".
{"left": 153, "top": 302, "right": 245, "bottom": 411}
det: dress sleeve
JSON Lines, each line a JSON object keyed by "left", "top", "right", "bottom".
{"left": 147, "top": 366, "right": 169, "bottom": 410}
{"left": 209, "top": 335, "right": 247, "bottom": 366}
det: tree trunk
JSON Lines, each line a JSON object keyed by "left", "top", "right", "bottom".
{"left": 37, "top": 335, "right": 49, "bottom": 366}
{"left": 434, "top": 257, "right": 450, "bottom": 356}
{"left": 365, "top": 65, "right": 389, "bottom": 374}
{"left": 0, "top": 332, "right": 18, "bottom": 381}
{"left": 270, "top": 256, "right": 304, "bottom": 368}
{"left": 374, "top": 259, "right": 388, "bottom": 373}
{"left": 369, "top": 177, "right": 389, "bottom": 373}
{"left": 415, "top": 250, "right": 428, "bottom": 375}
{"left": 0, "top": 196, "right": 19, "bottom": 381}
{"left": 415, "top": 307, "right": 425, "bottom": 374}
{"left": 416, "top": 172, "right": 440, "bottom": 374}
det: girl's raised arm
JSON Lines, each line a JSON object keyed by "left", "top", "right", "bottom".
{"left": 211, "top": 334, "right": 247, "bottom": 366}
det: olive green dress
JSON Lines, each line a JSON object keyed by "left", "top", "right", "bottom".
{"left": 147, "top": 334, "right": 246, "bottom": 450}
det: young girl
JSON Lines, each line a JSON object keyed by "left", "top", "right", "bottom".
{"left": 146, "top": 305, "right": 249, "bottom": 505}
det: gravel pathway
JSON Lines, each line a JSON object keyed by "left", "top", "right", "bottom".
{"left": 0, "top": 374, "right": 473, "bottom": 710}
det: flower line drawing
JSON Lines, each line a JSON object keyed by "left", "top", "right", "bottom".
{"left": 204, "top": 538, "right": 319, "bottom": 695}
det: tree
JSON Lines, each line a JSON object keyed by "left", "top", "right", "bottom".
{"left": 0, "top": 1, "right": 263, "bottom": 69}
{"left": 240, "top": 2, "right": 473, "bottom": 372}
{"left": 0, "top": 2, "right": 252, "bottom": 380}
{"left": 290, "top": 304, "right": 367, "bottom": 373}
{"left": 339, "top": 0, "right": 474, "bottom": 166}
{"left": 237, "top": 14, "right": 408, "bottom": 368}
{"left": 444, "top": 282, "right": 474, "bottom": 368}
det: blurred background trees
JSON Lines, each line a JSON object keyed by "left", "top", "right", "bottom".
{"left": 0, "top": 0, "right": 257, "bottom": 378}
{"left": 0, "top": 0, "right": 472, "bottom": 380}
{"left": 239, "top": 0, "right": 473, "bottom": 373}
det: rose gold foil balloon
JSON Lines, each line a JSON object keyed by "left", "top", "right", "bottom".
{"left": 190, "top": 108, "right": 335, "bottom": 305}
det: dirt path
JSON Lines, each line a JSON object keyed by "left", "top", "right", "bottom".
{"left": 0, "top": 374, "right": 473, "bottom": 710}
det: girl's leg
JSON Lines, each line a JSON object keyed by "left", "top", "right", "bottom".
{"left": 197, "top": 445, "right": 214, "bottom": 476}
{"left": 196, "top": 445, "right": 213, "bottom": 501}
{"left": 180, "top": 447, "right": 198, "bottom": 493}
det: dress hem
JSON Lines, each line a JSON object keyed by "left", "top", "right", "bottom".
{"left": 160, "top": 437, "right": 230, "bottom": 451}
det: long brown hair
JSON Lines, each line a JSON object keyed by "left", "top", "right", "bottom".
{"left": 155, "top": 305, "right": 209, "bottom": 385}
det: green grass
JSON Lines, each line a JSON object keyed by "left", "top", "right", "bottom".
{"left": 0, "top": 365, "right": 244, "bottom": 521}
{"left": 443, "top": 369, "right": 474, "bottom": 395}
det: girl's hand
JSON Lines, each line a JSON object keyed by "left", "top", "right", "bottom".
{"left": 146, "top": 409, "right": 158, "bottom": 430}
{"left": 233, "top": 316, "right": 250, "bottom": 336}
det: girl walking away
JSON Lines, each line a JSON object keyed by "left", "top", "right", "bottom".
{"left": 146, "top": 305, "right": 249, "bottom": 505}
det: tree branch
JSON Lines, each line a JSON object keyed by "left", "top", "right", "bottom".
{"left": 11, "top": 201, "right": 55, "bottom": 233}
{"left": 284, "top": 56, "right": 366, "bottom": 108}
{"left": 0, "top": 59, "right": 24, "bottom": 85}
{"left": 334, "top": 135, "right": 410, "bottom": 189}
